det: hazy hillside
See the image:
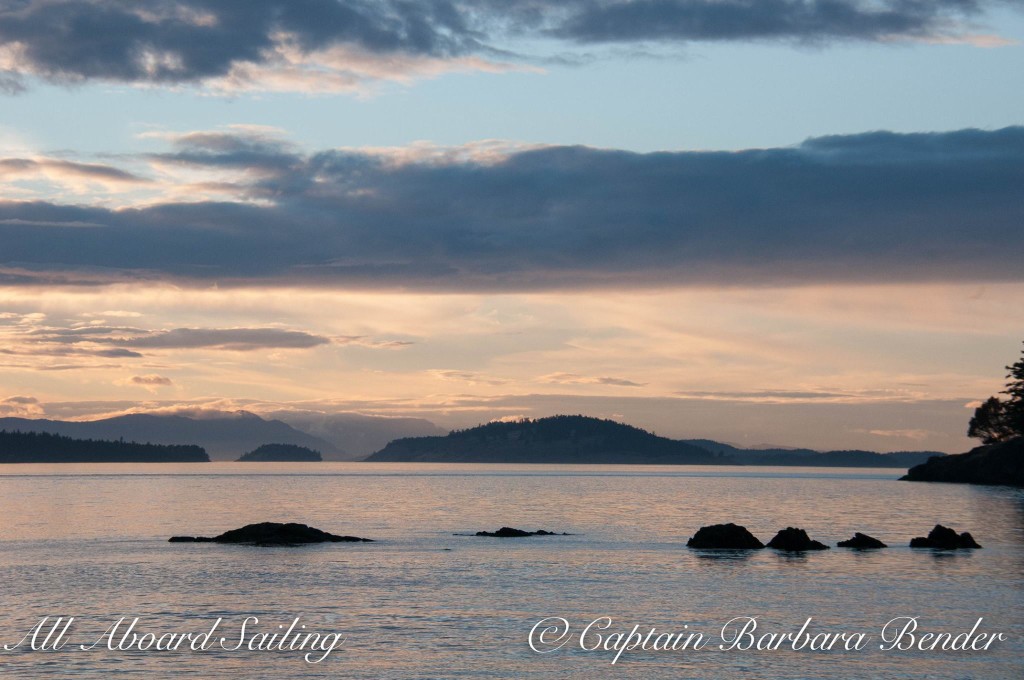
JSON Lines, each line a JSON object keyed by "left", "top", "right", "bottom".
{"left": 0, "top": 411, "right": 337, "bottom": 461}
{"left": 268, "top": 411, "right": 446, "bottom": 459}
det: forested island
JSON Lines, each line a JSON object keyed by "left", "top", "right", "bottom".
{"left": 369, "top": 415, "right": 731, "bottom": 464}
{"left": 237, "top": 443, "right": 322, "bottom": 462}
{"left": 0, "top": 430, "right": 209, "bottom": 463}
{"left": 366, "top": 415, "right": 940, "bottom": 466}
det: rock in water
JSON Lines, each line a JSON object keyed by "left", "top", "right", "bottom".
{"left": 686, "top": 523, "right": 765, "bottom": 549}
{"left": 909, "top": 525, "right": 981, "bottom": 549}
{"left": 474, "top": 527, "right": 569, "bottom": 537}
{"left": 767, "top": 527, "right": 830, "bottom": 551}
{"left": 169, "top": 522, "right": 373, "bottom": 545}
{"left": 837, "top": 532, "right": 887, "bottom": 549}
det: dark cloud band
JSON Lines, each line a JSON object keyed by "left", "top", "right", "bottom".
{"left": 1, "top": 127, "right": 1022, "bottom": 290}
{"left": 0, "top": 1, "right": 1014, "bottom": 90}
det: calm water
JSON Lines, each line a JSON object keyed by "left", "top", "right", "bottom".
{"left": 0, "top": 463, "right": 1021, "bottom": 678}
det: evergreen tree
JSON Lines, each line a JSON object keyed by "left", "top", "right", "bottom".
{"left": 968, "top": 342, "right": 1024, "bottom": 444}
{"left": 1003, "top": 344, "right": 1024, "bottom": 435}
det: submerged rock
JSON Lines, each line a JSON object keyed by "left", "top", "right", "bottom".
{"left": 909, "top": 525, "right": 981, "bottom": 549}
{"left": 767, "top": 527, "right": 830, "bottom": 551}
{"left": 473, "top": 527, "right": 569, "bottom": 537}
{"left": 837, "top": 532, "right": 887, "bottom": 549}
{"left": 169, "top": 522, "right": 373, "bottom": 545}
{"left": 686, "top": 523, "right": 765, "bottom": 549}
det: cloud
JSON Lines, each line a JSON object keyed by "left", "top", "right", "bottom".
{"left": 674, "top": 389, "right": 874, "bottom": 403}
{"left": 491, "top": 414, "right": 530, "bottom": 423}
{"left": 129, "top": 374, "right": 173, "bottom": 386}
{"left": 0, "top": 0, "right": 498, "bottom": 93}
{"left": 114, "top": 327, "right": 333, "bottom": 351}
{"left": 1, "top": 126, "right": 1022, "bottom": 290}
{"left": 428, "top": 369, "right": 509, "bottom": 386}
{"left": 0, "top": 395, "right": 44, "bottom": 416}
{"left": 0, "top": 1, "right": 1015, "bottom": 92}
{"left": 546, "top": 0, "right": 1009, "bottom": 45}
{"left": 865, "top": 428, "right": 934, "bottom": 440}
{"left": 1, "top": 319, "right": 335, "bottom": 373}
{"left": 122, "top": 374, "right": 174, "bottom": 393}
{"left": 81, "top": 310, "right": 143, "bottom": 318}
{"left": 0, "top": 345, "right": 144, "bottom": 359}
{"left": 0, "top": 157, "right": 148, "bottom": 185}
{"left": 335, "top": 335, "right": 414, "bottom": 349}
{"left": 541, "top": 372, "right": 646, "bottom": 387}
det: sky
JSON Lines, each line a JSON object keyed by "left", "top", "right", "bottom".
{"left": 1, "top": 0, "right": 1023, "bottom": 452}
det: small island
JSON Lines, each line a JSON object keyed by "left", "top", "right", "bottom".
{"left": 472, "top": 527, "right": 571, "bottom": 537}
{"left": 237, "top": 443, "right": 323, "bottom": 462}
{"left": 0, "top": 430, "right": 209, "bottom": 463}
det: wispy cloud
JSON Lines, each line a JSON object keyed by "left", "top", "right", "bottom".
{"left": 0, "top": 320, "right": 336, "bottom": 372}
{"left": 0, "top": 395, "right": 43, "bottom": 417}
{"left": 0, "top": 157, "right": 147, "bottom": 184}
{"left": 115, "top": 327, "right": 331, "bottom": 351}
{"left": 541, "top": 372, "right": 646, "bottom": 387}
{"left": 863, "top": 428, "right": 935, "bottom": 440}
{"left": 428, "top": 369, "right": 509, "bottom": 386}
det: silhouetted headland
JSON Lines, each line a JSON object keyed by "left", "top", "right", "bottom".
{"left": 169, "top": 522, "right": 372, "bottom": 545}
{"left": 237, "top": 443, "right": 322, "bottom": 462}
{"left": 901, "top": 437, "right": 1024, "bottom": 487}
{"left": 0, "top": 430, "right": 209, "bottom": 463}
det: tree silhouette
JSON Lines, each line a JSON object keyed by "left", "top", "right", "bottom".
{"left": 968, "top": 342, "right": 1024, "bottom": 444}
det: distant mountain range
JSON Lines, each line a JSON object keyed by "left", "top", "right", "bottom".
{"left": 0, "top": 412, "right": 336, "bottom": 461}
{"left": 0, "top": 412, "right": 945, "bottom": 467}
{"left": 368, "top": 416, "right": 943, "bottom": 467}
{"left": 266, "top": 411, "right": 445, "bottom": 459}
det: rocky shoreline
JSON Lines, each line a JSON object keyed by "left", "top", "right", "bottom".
{"left": 901, "top": 438, "right": 1024, "bottom": 488}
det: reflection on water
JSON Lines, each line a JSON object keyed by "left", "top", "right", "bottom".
{"left": 691, "top": 549, "right": 755, "bottom": 563}
{"left": 0, "top": 463, "right": 1021, "bottom": 678}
